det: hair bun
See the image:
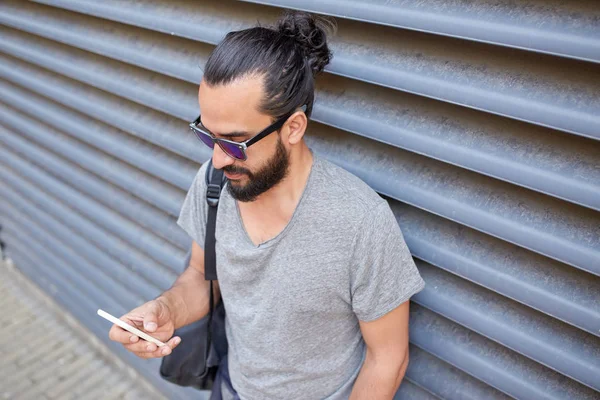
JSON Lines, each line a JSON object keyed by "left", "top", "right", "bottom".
{"left": 276, "top": 11, "right": 335, "bottom": 76}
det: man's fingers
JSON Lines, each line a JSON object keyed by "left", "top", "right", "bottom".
{"left": 167, "top": 336, "right": 181, "bottom": 350}
{"left": 108, "top": 325, "right": 134, "bottom": 344}
{"left": 124, "top": 336, "right": 181, "bottom": 356}
{"left": 124, "top": 340, "right": 159, "bottom": 353}
{"left": 107, "top": 314, "right": 143, "bottom": 344}
{"left": 148, "top": 337, "right": 181, "bottom": 358}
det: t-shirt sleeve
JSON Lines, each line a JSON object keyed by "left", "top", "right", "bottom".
{"left": 176, "top": 162, "right": 210, "bottom": 250}
{"left": 350, "top": 200, "right": 426, "bottom": 322}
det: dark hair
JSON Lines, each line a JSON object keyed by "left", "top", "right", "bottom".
{"left": 203, "top": 10, "right": 335, "bottom": 120}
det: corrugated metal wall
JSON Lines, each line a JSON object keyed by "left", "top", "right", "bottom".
{"left": 0, "top": 1, "right": 598, "bottom": 399}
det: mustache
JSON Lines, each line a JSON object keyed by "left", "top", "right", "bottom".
{"left": 222, "top": 166, "right": 251, "bottom": 176}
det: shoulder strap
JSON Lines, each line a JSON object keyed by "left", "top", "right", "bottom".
{"left": 201, "top": 160, "right": 227, "bottom": 366}
{"left": 204, "top": 159, "right": 226, "bottom": 281}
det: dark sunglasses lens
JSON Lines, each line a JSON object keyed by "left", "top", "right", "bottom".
{"left": 220, "top": 142, "right": 245, "bottom": 160}
{"left": 193, "top": 128, "right": 215, "bottom": 149}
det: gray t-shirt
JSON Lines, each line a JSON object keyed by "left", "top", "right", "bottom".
{"left": 177, "top": 153, "right": 425, "bottom": 399}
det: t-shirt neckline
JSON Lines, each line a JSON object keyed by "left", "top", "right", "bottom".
{"left": 233, "top": 152, "right": 317, "bottom": 250}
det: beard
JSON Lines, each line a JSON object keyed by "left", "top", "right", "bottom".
{"left": 223, "top": 135, "right": 290, "bottom": 202}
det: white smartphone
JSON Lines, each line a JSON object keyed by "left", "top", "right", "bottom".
{"left": 97, "top": 308, "right": 166, "bottom": 347}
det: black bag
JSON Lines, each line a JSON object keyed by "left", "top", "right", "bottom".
{"left": 159, "top": 160, "right": 228, "bottom": 390}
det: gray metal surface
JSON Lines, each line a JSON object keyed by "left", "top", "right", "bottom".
{"left": 0, "top": 0, "right": 598, "bottom": 399}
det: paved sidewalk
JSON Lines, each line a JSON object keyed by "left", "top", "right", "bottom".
{"left": 0, "top": 258, "right": 166, "bottom": 400}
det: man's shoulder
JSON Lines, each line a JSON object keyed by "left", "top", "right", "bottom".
{"left": 312, "top": 156, "right": 385, "bottom": 221}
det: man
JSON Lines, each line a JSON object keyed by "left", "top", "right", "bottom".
{"left": 109, "top": 10, "right": 425, "bottom": 399}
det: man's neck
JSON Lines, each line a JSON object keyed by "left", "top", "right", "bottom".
{"left": 238, "top": 145, "right": 314, "bottom": 220}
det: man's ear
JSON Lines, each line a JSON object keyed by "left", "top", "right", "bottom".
{"left": 286, "top": 111, "right": 308, "bottom": 145}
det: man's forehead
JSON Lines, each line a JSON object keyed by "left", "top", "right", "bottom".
{"left": 198, "top": 75, "right": 264, "bottom": 117}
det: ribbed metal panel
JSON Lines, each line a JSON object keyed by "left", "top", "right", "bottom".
{"left": 0, "top": 1, "right": 598, "bottom": 399}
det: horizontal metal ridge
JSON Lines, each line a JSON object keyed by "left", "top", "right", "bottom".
{"left": 1, "top": 52, "right": 598, "bottom": 273}
{"left": 0, "top": 108, "right": 189, "bottom": 250}
{"left": 407, "top": 345, "right": 512, "bottom": 400}
{"left": 394, "top": 203, "right": 600, "bottom": 338}
{"left": 0, "top": 197, "right": 158, "bottom": 303}
{"left": 410, "top": 304, "right": 599, "bottom": 399}
{"left": 0, "top": 142, "right": 183, "bottom": 277}
{"left": 27, "top": 0, "right": 278, "bottom": 47}
{"left": 394, "top": 380, "right": 440, "bottom": 400}
{"left": 0, "top": 152, "right": 178, "bottom": 289}
{"left": 16, "top": 0, "right": 600, "bottom": 138}
{"left": 239, "top": 0, "right": 600, "bottom": 63}
{"left": 3, "top": 247, "right": 198, "bottom": 400}
{"left": 1, "top": 24, "right": 598, "bottom": 211}
{"left": 415, "top": 263, "right": 600, "bottom": 391}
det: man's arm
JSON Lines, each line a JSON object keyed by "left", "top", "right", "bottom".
{"left": 156, "top": 240, "right": 221, "bottom": 329}
{"left": 350, "top": 300, "right": 411, "bottom": 400}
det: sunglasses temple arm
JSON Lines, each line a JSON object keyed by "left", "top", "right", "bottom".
{"left": 246, "top": 117, "right": 289, "bottom": 147}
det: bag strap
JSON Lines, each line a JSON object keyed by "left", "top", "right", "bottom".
{"left": 204, "top": 159, "right": 225, "bottom": 281}
{"left": 203, "top": 159, "right": 226, "bottom": 358}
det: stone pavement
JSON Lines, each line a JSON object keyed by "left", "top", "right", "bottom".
{"left": 0, "top": 258, "right": 167, "bottom": 400}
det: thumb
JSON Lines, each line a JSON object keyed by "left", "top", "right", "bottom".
{"left": 143, "top": 303, "right": 160, "bottom": 332}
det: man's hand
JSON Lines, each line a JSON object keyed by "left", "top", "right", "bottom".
{"left": 108, "top": 299, "right": 181, "bottom": 359}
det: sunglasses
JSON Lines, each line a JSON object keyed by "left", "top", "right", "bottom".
{"left": 189, "top": 105, "right": 307, "bottom": 161}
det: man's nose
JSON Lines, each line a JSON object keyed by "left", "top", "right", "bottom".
{"left": 211, "top": 144, "right": 235, "bottom": 170}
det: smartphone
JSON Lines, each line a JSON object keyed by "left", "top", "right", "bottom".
{"left": 97, "top": 308, "right": 166, "bottom": 347}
